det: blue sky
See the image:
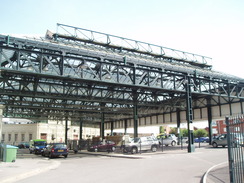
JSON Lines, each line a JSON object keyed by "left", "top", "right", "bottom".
{"left": 1, "top": 0, "right": 244, "bottom": 78}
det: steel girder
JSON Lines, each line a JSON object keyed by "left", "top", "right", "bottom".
{"left": 0, "top": 33, "right": 244, "bottom": 124}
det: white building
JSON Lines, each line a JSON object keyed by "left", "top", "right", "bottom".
{"left": 1, "top": 119, "right": 100, "bottom": 145}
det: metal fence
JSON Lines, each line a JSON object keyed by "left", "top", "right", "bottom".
{"left": 226, "top": 116, "right": 244, "bottom": 183}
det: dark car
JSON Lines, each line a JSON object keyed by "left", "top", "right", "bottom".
{"left": 17, "top": 142, "right": 30, "bottom": 149}
{"left": 194, "top": 137, "right": 209, "bottom": 143}
{"left": 42, "top": 143, "right": 68, "bottom": 158}
{"left": 88, "top": 140, "right": 116, "bottom": 152}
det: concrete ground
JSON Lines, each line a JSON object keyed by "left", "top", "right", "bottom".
{"left": 0, "top": 144, "right": 229, "bottom": 183}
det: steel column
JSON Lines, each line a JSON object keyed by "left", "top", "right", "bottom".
{"left": 79, "top": 119, "right": 83, "bottom": 140}
{"left": 110, "top": 121, "right": 114, "bottom": 136}
{"left": 100, "top": 112, "right": 105, "bottom": 139}
{"left": 133, "top": 90, "right": 138, "bottom": 138}
{"left": 124, "top": 119, "right": 128, "bottom": 134}
{"left": 185, "top": 76, "right": 195, "bottom": 153}
{"left": 207, "top": 97, "right": 213, "bottom": 144}
{"left": 176, "top": 108, "right": 181, "bottom": 145}
{"left": 65, "top": 116, "right": 68, "bottom": 144}
{"left": 0, "top": 105, "right": 5, "bottom": 143}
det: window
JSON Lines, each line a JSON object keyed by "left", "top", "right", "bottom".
{"left": 2, "top": 134, "right": 5, "bottom": 142}
{"left": 40, "top": 133, "right": 47, "bottom": 140}
{"left": 15, "top": 134, "right": 18, "bottom": 141}
{"left": 235, "top": 127, "right": 240, "bottom": 132}
{"left": 29, "top": 134, "right": 32, "bottom": 141}
{"left": 8, "top": 134, "right": 11, "bottom": 141}
{"left": 21, "top": 134, "right": 25, "bottom": 141}
{"left": 73, "top": 135, "right": 78, "bottom": 140}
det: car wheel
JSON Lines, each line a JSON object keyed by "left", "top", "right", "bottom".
{"left": 131, "top": 147, "right": 138, "bottom": 154}
{"left": 212, "top": 142, "right": 218, "bottom": 148}
{"left": 49, "top": 153, "right": 53, "bottom": 158}
{"left": 122, "top": 148, "right": 127, "bottom": 153}
{"left": 151, "top": 145, "right": 157, "bottom": 152}
{"left": 171, "top": 141, "right": 176, "bottom": 146}
{"left": 111, "top": 146, "right": 116, "bottom": 152}
{"left": 64, "top": 155, "right": 68, "bottom": 158}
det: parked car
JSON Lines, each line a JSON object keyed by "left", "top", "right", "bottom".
{"left": 194, "top": 137, "right": 210, "bottom": 143}
{"left": 177, "top": 137, "right": 188, "bottom": 144}
{"left": 123, "top": 136, "right": 159, "bottom": 154}
{"left": 29, "top": 139, "right": 47, "bottom": 154}
{"left": 202, "top": 137, "right": 210, "bottom": 143}
{"left": 17, "top": 142, "right": 30, "bottom": 149}
{"left": 42, "top": 143, "right": 68, "bottom": 158}
{"left": 159, "top": 134, "right": 178, "bottom": 146}
{"left": 212, "top": 133, "right": 244, "bottom": 148}
{"left": 87, "top": 140, "right": 116, "bottom": 152}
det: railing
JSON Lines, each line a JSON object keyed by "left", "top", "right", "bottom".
{"left": 226, "top": 115, "right": 244, "bottom": 183}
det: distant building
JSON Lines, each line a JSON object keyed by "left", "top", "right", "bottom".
{"left": 1, "top": 119, "right": 100, "bottom": 145}
{"left": 212, "top": 120, "right": 227, "bottom": 135}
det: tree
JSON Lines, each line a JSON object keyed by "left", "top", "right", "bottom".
{"left": 181, "top": 129, "right": 188, "bottom": 137}
{"left": 194, "top": 129, "right": 208, "bottom": 138}
{"left": 159, "top": 126, "right": 165, "bottom": 134}
{"left": 169, "top": 127, "right": 177, "bottom": 135}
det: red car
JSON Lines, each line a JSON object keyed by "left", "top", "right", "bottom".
{"left": 88, "top": 140, "right": 116, "bottom": 152}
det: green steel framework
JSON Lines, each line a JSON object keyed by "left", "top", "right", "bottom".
{"left": 0, "top": 24, "right": 244, "bottom": 145}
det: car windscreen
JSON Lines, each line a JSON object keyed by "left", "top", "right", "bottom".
{"left": 54, "top": 144, "right": 67, "bottom": 148}
{"left": 34, "top": 141, "right": 46, "bottom": 146}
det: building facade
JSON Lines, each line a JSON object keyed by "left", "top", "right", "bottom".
{"left": 1, "top": 119, "right": 100, "bottom": 145}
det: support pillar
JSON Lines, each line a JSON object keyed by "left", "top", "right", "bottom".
{"left": 124, "top": 119, "right": 128, "bottom": 135}
{"left": 176, "top": 108, "right": 181, "bottom": 145}
{"left": 133, "top": 90, "right": 138, "bottom": 138}
{"left": 185, "top": 76, "right": 195, "bottom": 153}
{"left": 100, "top": 103, "right": 105, "bottom": 139}
{"left": 79, "top": 119, "right": 83, "bottom": 140}
{"left": 100, "top": 112, "right": 105, "bottom": 139}
{"left": 0, "top": 105, "right": 5, "bottom": 143}
{"left": 110, "top": 121, "right": 114, "bottom": 136}
{"left": 207, "top": 97, "right": 213, "bottom": 145}
{"left": 65, "top": 116, "right": 68, "bottom": 144}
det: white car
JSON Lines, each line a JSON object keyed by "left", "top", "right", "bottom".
{"left": 123, "top": 136, "right": 159, "bottom": 154}
{"left": 159, "top": 134, "right": 178, "bottom": 146}
{"left": 212, "top": 133, "right": 244, "bottom": 148}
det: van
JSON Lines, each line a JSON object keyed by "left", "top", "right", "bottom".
{"left": 29, "top": 139, "right": 47, "bottom": 154}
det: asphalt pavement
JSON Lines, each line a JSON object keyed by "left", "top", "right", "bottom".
{"left": 0, "top": 145, "right": 230, "bottom": 183}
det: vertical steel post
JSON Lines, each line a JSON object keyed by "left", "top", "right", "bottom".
{"left": 79, "top": 119, "right": 83, "bottom": 140}
{"left": 176, "top": 109, "right": 181, "bottom": 145}
{"left": 185, "top": 76, "right": 195, "bottom": 153}
{"left": 65, "top": 116, "right": 68, "bottom": 144}
{"left": 124, "top": 119, "right": 128, "bottom": 135}
{"left": 110, "top": 121, "right": 114, "bottom": 136}
{"left": 207, "top": 97, "right": 213, "bottom": 145}
{"left": 226, "top": 116, "right": 234, "bottom": 183}
{"left": 101, "top": 112, "right": 105, "bottom": 139}
{"left": 0, "top": 105, "right": 5, "bottom": 143}
{"left": 133, "top": 90, "right": 138, "bottom": 138}
{"left": 60, "top": 52, "right": 64, "bottom": 76}
{"left": 100, "top": 103, "right": 105, "bottom": 139}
